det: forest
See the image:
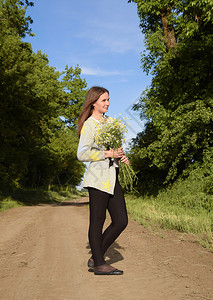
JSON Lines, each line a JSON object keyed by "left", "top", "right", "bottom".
{"left": 0, "top": 0, "right": 87, "bottom": 191}
{"left": 126, "top": 0, "right": 213, "bottom": 247}
{"left": 128, "top": 0, "right": 213, "bottom": 197}
{"left": 0, "top": 0, "right": 212, "bottom": 243}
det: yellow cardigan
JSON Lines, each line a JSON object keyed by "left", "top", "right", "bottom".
{"left": 77, "top": 116, "right": 118, "bottom": 195}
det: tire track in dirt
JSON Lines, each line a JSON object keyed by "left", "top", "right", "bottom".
{"left": 0, "top": 197, "right": 212, "bottom": 300}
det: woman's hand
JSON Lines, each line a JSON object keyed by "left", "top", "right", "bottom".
{"left": 104, "top": 147, "right": 124, "bottom": 159}
{"left": 120, "top": 155, "right": 129, "bottom": 165}
{"left": 113, "top": 147, "right": 124, "bottom": 158}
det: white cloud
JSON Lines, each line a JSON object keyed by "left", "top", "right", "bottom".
{"left": 81, "top": 66, "right": 133, "bottom": 77}
{"left": 81, "top": 67, "right": 120, "bottom": 76}
{"left": 120, "top": 78, "right": 128, "bottom": 83}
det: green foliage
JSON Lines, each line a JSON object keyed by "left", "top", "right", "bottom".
{"left": 61, "top": 65, "right": 88, "bottom": 128}
{"left": 0, "top": 188, "right": 88, "bottom": 212}
{"left": 128, "top": 0, "right": 213, "bottom": 246}
{"left": 0, "top": 0, "right": 87, "bottom": 190}
{"left": 125, "top": 169, "right": 213, "bottom": 248}
{"left": 0, "top": 0, "right": 34, "bottom": 37}
{"left": 45, "top": 127, "right": 85, "bottom": 188}
{"left": 128, "top": 122, "right": 167, "bottom": 195}
{"left": 129, "top": 0, "right": 213, "bottom": 192}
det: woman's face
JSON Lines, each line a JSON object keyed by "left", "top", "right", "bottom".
{"left": 93, "top": 92, "right": 109, "bottom": 115}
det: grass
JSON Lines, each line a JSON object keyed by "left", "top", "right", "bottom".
{"left": 125, "top": 192, "right": 213, "bottom": 251}
{"left": 124, "top": 167, "right": 213, "bottom": 251}
{"left": 0, "top": 188, "right": 88, "bottom": 212}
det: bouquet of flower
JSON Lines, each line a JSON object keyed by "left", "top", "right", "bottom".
{"left": 94, "top": 115, "right": 138, "bottom": 192}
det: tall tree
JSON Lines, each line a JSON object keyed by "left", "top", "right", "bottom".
{"left": 0, "top": 0, "right": 87, "bottom": 189}
{"left": 128, "top": 0, "right": 213, "bottom": 189}
{"left": 0, "top": 0, "right": 36, "bottom": 186}
{"left": 61, "top": 65, "right": 87, "bottom": 128}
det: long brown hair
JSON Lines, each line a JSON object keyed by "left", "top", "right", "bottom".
{"left": 77, "top": 86, "right": 109, "bottom": 137}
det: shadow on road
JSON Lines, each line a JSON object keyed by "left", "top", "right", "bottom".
{"left": 86, "top": 241, "right": 125, "bottom": 267}
{"left": 51, "top": 201, "right": 89, "bottom": 206}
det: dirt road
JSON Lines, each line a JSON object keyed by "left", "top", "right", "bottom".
{"left": 0, "top": 197, "right": 213, "bottom": 300}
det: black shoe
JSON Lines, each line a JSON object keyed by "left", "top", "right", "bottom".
{"left": 94, "top": 268, "right": 123, "bottom": 275}
{"left": 87, "top": 258, "right": 95, "bottom": 268}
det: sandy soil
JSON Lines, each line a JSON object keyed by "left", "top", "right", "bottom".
{"left": 0, "top": 197, "right": 213, "bottom": 300}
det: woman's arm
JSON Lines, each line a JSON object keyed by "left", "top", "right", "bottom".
{"left": 77, "top": 120, "right": 125, "bottom": 162}
{"left": 77, "top": 127, "right": 104, "bottom": 162}
{"left": 77, "top": 121, "right": 112, "bottom": 162}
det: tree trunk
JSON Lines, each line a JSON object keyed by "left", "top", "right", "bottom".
{"left": 161, "top": 9, "right": 177, "bottom": 50}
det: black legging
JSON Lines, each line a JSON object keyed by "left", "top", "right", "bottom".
{"left": 88, "top": 168, "right": 128, "bottom": 266}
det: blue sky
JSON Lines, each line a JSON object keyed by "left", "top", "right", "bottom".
{"left": 25, "top": 0, "right": 151, "bottom": 142}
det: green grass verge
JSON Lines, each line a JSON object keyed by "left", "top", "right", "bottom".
{"left": 125, "top": 168, "right": 213, "bottom": 251}
{"left": 125, "top": 193, "right": 213, "bottom": 251}
{"left": 0, "top": 188, "right": 88, "bottom": 212}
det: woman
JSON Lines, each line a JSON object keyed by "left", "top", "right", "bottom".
{"left": 77, "top": 86, "right": 129, "bottom": 275}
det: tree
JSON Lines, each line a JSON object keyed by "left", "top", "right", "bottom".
{"left": 0, "top": 0, "right": 34, "bottom": 37}
{"left": 129, "top": 122, "right": 168, "bottom": 195}
{"left": 20, "top": 57, "right": 87, "bottom": 189}
{"left": 0, "top": 0, "right": 87, "bottom": 189}
{"left": 128, "top": 0, "right": 213, "bottom": 189}
{"left": 61, "top": 65, "right": 88, "bottom": 128}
